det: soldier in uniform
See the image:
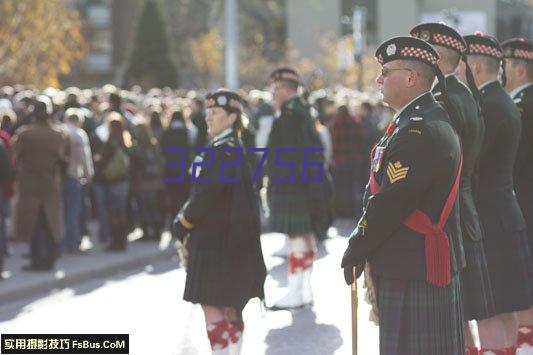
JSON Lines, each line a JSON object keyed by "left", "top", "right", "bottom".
{"left": 410, "top": 23, "right": 496, "bottom": 354}
{"left": 173, "top": 90, "right": 267, "bottom": 355}
{"left": 341, "top": 36, "right": 465, "bottom": 355}
{"left": 458, "top": 33, "right": 533, "bottom": 354}
{"left": 502, "top": 37, "right": 533, "bottom": 349}
{"left": 266, "top": 68, "right": 325, "bottom": 310}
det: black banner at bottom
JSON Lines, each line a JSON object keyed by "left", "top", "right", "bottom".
{"left": 1, "top": 334, "right": 129, "bottom": 354}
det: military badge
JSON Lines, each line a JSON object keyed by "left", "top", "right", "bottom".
{"left": 420, "top": 30, "right": 431, "bottom": 41}
{"left": 190, "top": 154, "right": 204, "bottom": 178}
{"left": 386, "top": 43, "right": 397, "bottom": 56}
{"left": 372, "top": 146, "right": 385, "bottom": 172}
{"left": 410, "top": 116, "right": 423, "bottom": 121}
{"left": 387, "top": 161, "right": 409, "bottom": 184}
{"left": 217, "top": 95, "right": 228, "bottom": 106}
{"left": 504, "top": 47, "right": 513, "bottom": 57}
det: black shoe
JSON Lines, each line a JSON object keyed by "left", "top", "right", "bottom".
{"left": 104, "top": 244, "right": 126, "bottom": 252}
{"left": 22, "top": 263, "right": 54, "bottom": 271}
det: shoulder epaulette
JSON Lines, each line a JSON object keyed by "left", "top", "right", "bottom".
{"left": 213, "top": 136, "right": 236, "bottom": 148}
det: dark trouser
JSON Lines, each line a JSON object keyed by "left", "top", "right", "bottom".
{"left": 332, "top": 164, "right": 361, "bottom": 219}
{"left": 108, "top": 210, "right": 127, "bottom": 250}
{"left": 0, "top": 191, "right": 8, "bottom": 274}
{"left": 137, "top": 191, "right": 163, "bottom": 240}
{"left": 31, "top": 208, "right": 57, "bottom": 268}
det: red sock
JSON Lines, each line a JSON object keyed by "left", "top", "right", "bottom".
{"left": 479, "top": 348, "right": 508, "bottom": 355}
{"left": 206, "top": 320, "right": 230, "bottom": 350}
{"left": 505, "top": 346, "right": 516, "bottom": 355}
{"left": 288, "top": 251, "right": 313, "bottom": 273}
{"left": 228, "top": 320, "right": 244, "bottom": 344}
{"left": 517, "top": 325, "right": 533, "bottom": 347}
{"left": 465, "top": 346, "right": 479, "bottom": 355}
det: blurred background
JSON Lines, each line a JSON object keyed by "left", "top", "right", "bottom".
{"left": 0, "top": 0, "right": 531, "bottom": 90}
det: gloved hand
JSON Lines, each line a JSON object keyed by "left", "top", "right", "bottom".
{"left": 341, "top": 232, "right": 365, "bottom": 285}
{"left": 342, "top": 259, "right": 365, "bottom": 285}
{"left": 172, "top": 215, "right": 190, "bottom": 242}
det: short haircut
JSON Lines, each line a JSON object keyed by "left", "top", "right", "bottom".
{"left": 469, "top": 54, "right": 500, "bottom": 75}
{"left": 399, "top": 60, "right": 436, "bottom": 88}
{"left": 434, "top": 44, "right": 461, "bottom": 71}
{"left": 278, "top": 79, "right": 299, "bottom": 92}
{"left": 64, "top": 107, "right": 84, "bottom": 124}
{"left": 509, "top": 58, "right": 533, "bottom": 81}
{"left": 361, "top": 101, "right": 373, "bottom": 112}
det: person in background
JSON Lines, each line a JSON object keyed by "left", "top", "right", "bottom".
{"left": 458, "top": 32, "right": 533, "bottom": 354}
{"left": 190, "top": 97, "right": 207, "bottom": 149}
{"left": 266, "top": 67, "right": 324, "bottom": 310}
{"left": 0, "top": 109, "right": 16, "bottom": 263}
{"left": 502, "top": 37, "right": 533, "bottom": 351}
{"left": 328, "top": 105, "right": 364, "bottom": 219}
{"left": 0, "top": 139, "right": 12, "bottom": 279}
{"left": 160, "top": 110, "right": 195, "bottom": 231}
{"left": 173, "top": 89, "right": 266, "bottom": 355}
{"left": 12, "top": 96, "right": 69, "bottom": 271}
{"left": 130, "top": 121, "right": 164, "bottom": 242}
{"left": 60, "top": 108, "right": 93, "bottom": 254}
{"left": 93, "top": 113, "right": 131, "bottom": 252}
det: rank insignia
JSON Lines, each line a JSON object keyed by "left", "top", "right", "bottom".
{"left": 358, "top": 219, "right": 368, "bottom": 236}
{"left": 387, "top": 161, "right": 409, "bottom": 184}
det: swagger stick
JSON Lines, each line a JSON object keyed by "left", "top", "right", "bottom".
{"left": 351, "top": 267, "right": 358, "bottom": 355}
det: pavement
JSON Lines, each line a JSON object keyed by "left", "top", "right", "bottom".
{"left": 0, "top": 222, "right": 178, "bottom": 305}
{"left": 0, "top": 218, "right": 380, "bottom": 355}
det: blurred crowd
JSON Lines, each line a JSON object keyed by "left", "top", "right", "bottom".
{"left": 0, "top": 84, "right": 392, "bottom": 277}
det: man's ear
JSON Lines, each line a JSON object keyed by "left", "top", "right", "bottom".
{"left": 228, "top": 112, "right": 237, "bottom": 125}
{"left": 472, "top": 60, "right": 482, "bottom": 76}
{"left": 406, "top": 70, "right": 417, "bottom": 88}
{"left": 517, "top": 62, "right": 527, "bottom": 80}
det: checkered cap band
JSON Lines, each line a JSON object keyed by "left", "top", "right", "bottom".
{"left": 270, "top": 70, "right": 300, "bottom": 83}
{"left": 513, "top": 49, "right": 533, "bottom": 61}
{"left": 468, "top": 43, "right": 503, "bottom": 58}
{"left": 400, "top": 46, "right": 439, "bottom": 65}
{"left": 433, "top": 33, "right": 466, "bottom": 53}
{"left": 205, "top": 94, "right": 243, "bottom": 112}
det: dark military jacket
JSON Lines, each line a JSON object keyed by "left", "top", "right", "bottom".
{"left": 477, "top": 80, "right": 526, "bottom": 235}
{"left": 513, "top": 83, "right": 533, "bottom": 232}
{"left": 433, "top": 75, "right": 485, "bottom": 242}
{"left": 176, "top": 129, "right": 263, "bottom": 251}
{"left": 266, "top": 95, "right": 324, "bottom": 183}
{"left": 350, "top": 93, "right": 463, "bottom": 280}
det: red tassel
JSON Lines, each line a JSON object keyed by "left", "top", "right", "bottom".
{"left": 424, "top": 228, "right": 451, "bottom": 287}
{"left": 404, "top": 210, "right": 451, "bottom": 287}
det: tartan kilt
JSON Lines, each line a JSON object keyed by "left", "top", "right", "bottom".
{"left": 483, "top": 229, "right": 533, "bottom": 314}
{"left": 268, "top": 183, "right": 312, "bottom": 235}
{"left": 460, "top": 239, "right": 496, "bottom": 320}
{"left": 184, "top": 245, "right": 266, "bottom": 312}
{"left": 377, "top": 274, "right": 464, "bottom": 355}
